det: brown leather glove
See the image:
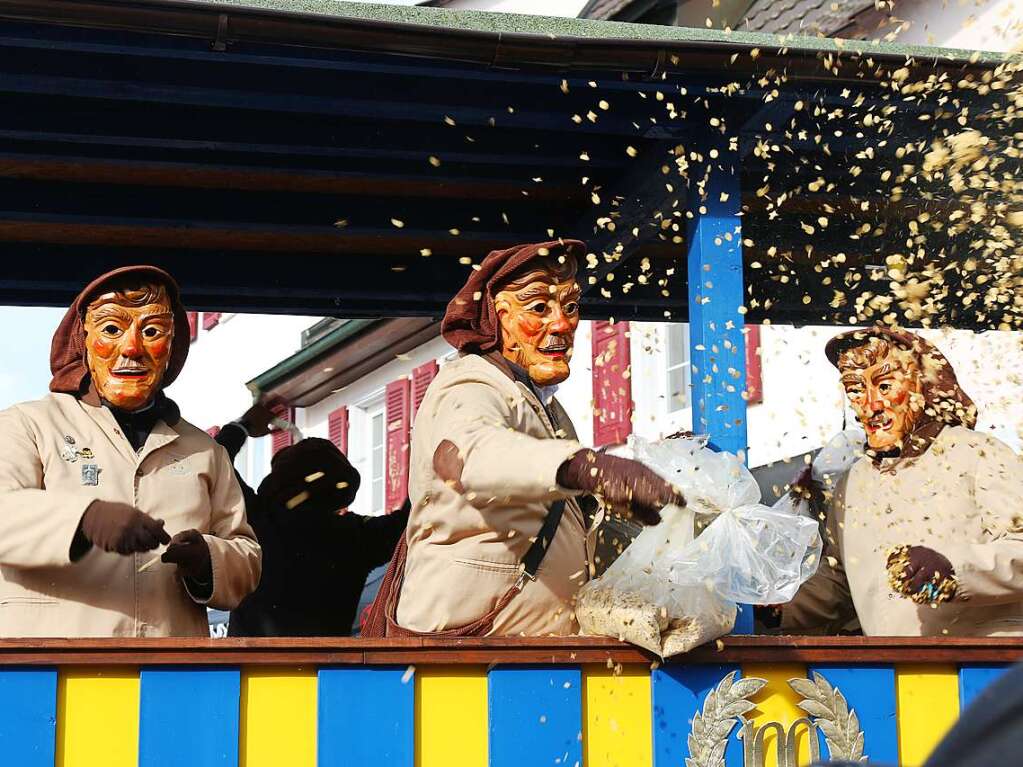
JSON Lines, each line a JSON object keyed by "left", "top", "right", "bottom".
{"left": 886, "top": 545, "right": 957, "bottom": 603}
{"left": 79, "top": 500, "right": 171, "bottom": 555}
{"left": 161, "top": 529, "right": 213, "bottom": 585}
{"left": 557, "top": 450, "right": 683, "bottom": 525}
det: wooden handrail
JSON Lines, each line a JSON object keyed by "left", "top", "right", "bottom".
{"left": 0, "top": 636, "right": 1018, "bottom": 666}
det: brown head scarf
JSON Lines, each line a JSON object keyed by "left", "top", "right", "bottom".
{"left": 49, "top": 265, "right": 192, "bottom": 397}
{"left": 825, "top": 326, "right": 977, "bottom": 466}
{"left": 441, "top": 239, "right": 586, "bottom": 353}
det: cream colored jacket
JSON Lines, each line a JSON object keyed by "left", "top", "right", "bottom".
{"left": 783, "top": 426, "right": 1023, "bottom": 636}
{"left": 0, "top": 393, "right": 261, "bottom": 637}
{"left": 397, "top": 354, "right": 596, "bottom": 636}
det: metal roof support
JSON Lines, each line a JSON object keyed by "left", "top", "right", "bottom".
{"left": 685, "top": 134, "right": 752, "bottom": 633}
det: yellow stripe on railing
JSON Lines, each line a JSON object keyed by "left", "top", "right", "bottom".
{"left": 240, "top": 667, "right": 317, "bottom": 767}
{"left": 56, "top": 667, "right": 139, "bottom": 767}
{"left": 583, "top": 665, "right": 652, "bottom": 767}
{"left": 742, "top": 663, "right": 811, "bottom": 767}
{"left": 416, "top": 666, "right": 487, "bottom": 767}
{"left": 895, "top": 664, "right": 959, "bottom": 766}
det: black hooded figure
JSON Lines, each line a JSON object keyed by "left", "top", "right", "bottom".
{"left": 221, "top": 435, "right": 408, "bottom": 636}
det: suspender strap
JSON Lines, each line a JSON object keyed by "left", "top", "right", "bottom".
{"left": 519, "top": 499, "right": 566, "bottom": 583}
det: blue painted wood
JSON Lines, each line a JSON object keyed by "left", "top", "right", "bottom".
{"left": 318, "top": 666, "right": 414, "bottom": 767}
{"left": 0, "top": 667, "right": 57, "bottom": 767}
{"left": 488, "top": 666, "right": 582, "bottom": 767}
{"left": 138, "top": 667, "right": 240, "bottom": 767}
{"left": 652, "top": 664, "right": 742, "bottom": 767}
{"left": 685, "top": 142, "right": 747, "bottom": 458}
{"left": 958, "top": 664, "right": 1010, "bottom": 711}
{"left": 808, "top": 664, "right": 898, "bottom": 765}
{"left": 686, "top": 139, "right": 753, "bottom": 634}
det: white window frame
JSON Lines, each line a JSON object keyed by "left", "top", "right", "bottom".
{"left": 665, "top": 323, "right": 691, "bottom": 414}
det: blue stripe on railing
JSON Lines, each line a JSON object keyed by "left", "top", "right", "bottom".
{"left": 652, "top": 664, "right": 741, "bottom": 767}
{"left": 0, "top": 667, "right": 57, "bottom": 767}
{"left": 139, "top": 667, "right": 240, "bottom": 767}
{"left": 318, "top": 667, "right": 414, "bottom": 767}
{"left": 958, "top": 664, "right": 1010, "bottom": 711}
{"left": 488, "top": 666, "right": 582, "bottom": 767}
{"left": 808, "top": 664, "right": 898, "bottom": 764}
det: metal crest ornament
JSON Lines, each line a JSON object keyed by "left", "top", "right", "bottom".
{"left": 685, "top": 672, "right": 866, "bottom": 767}
{"left": 789, "top": 672, "right": 866, "bottom": 762}
{"left": 686, "top": 672, "right": 766, "bottom": 767}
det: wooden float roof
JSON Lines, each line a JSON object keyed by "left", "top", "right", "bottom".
{"left": 0, "top": 0, "right": 1014, "bottom": 327}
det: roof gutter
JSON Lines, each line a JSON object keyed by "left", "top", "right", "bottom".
{"left": 0, "top": 0, "right": 1004, "bottom": 84}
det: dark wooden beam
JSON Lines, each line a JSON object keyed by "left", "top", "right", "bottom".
{"left": 0, "top": 153, "right": 579, "bottom": 202}
{"left": 0, "top": 636, "right": 1016, "bottom": 666}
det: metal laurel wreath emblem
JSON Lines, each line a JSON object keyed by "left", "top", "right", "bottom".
{"left": 686, "top": 671, "right": 866, "bottom": 767}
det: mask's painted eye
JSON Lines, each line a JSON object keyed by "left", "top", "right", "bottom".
{"left": 101, "top": 323, "right": 122, "bottom": 337}
{"left": 528, "top": 301, "right": 547, "bottom": 314}
{"left": 563, "top": 302, "right": 579, "bottom": 315}
{"left": 142, "top": 325, "right": 162, "bottom": 339}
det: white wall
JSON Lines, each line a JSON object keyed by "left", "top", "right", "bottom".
{"left": 864, "top": 0, "right": 1023, "bottom": 52}
{"left": 168, "top": 312, "right": 315, "bottom": 486}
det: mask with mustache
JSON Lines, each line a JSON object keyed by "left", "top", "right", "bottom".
{"left": 494, "top": 257, "right": 580, "bottom": 387}
{"left": 839, "top": 338, "right": 923, "bottom": 453}
{"left": 83, "top": 283, "right": 175, "bottom": 411}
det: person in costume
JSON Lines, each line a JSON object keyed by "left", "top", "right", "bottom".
{"left": 213, "top": 403, "right": 407, "bottom": 636}
{"left": 0, "top": 265, "right": 260, "bottom": 637}
{"left": 783, "top": 326, "right": 1023, "bottom": 636}
{"left": 367, "top": 240, "right": 683, "bottom": 637}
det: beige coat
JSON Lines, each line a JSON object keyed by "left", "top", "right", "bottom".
{"left": 0, "top": 393, "right": 261, "bottom": 637}
{"left": 397, "top": 354, "right": 596, "bottom": 636}
{"left": 783, "top": 426, "right": 1023, "bottom": 636}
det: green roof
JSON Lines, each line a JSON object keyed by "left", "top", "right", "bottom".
{"left": 203, "top": 0, "right": 1007, "bottom": 64}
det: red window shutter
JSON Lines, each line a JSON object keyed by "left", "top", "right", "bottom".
{"left": 202, "top": 312, "right": 222, "bottom": 330}
{"left": 411, "top": 360, "right": 439, "bottom": 419}
{"left": 384, "top": 378, "right": 411, "bottom": 513}
{"left": 271, "top": 404, "right": 294, "bottom": 456}
{"left": 206, "top": 425, "right": 220, "bottom": 439}
{"left": 328, "top": 406, "right": 349, "bottom": 453}
{"left": 187, "top": 312, "right": 199, "bottom": 342}
{"left": 745, "top": 325, "right": 763, "bottom": 405}
{"left": 591, "top": 320, "right": 633, "bottom": 447}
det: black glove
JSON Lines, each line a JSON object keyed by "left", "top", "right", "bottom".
{"left": 887, "top": 545, "right": 957, "bottom": 603}
{"left": 161, "top": 529, "right": 213, "bottom": 585}
{"left": 79, "top": 500, "right": 171, "bottom": 555}
{"left": 557, "top": 450, "right": 683, "bottom": 526}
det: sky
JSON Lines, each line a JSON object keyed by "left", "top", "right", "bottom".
{"left": 0, "top": 307, "right": 65, "bottom": 411}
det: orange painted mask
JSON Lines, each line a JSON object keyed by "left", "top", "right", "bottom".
{"left": 494, "top": 258, "right": 581, "bottom": 387}
{"left": 838, "top": 337, "right": 923, "bottom": 452}
{"left": 83, "top": 283, "right": 175, "bottom": 411}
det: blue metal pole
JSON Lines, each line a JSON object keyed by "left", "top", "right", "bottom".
{"left": 686, "top": 140, "right": 754, "bottom": 633}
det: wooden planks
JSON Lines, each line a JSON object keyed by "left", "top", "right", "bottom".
{"left": 0, "top": 636, "right": 1020, "bottom": 666}
{"left": 416, "top": 666, "right": 487, "bottom": 767}
{"left": 0, "top": 667, "right": 57, "bottom": 767}
{"left": 239, "top": 667, "right": 317, "bottom": 767}
{"left": 488, "top": 666, "right": 582, "bottom": 767}
{"left": 583, "top": 665, "right": 652, "bottom": 767}
{"left": 318, "top": 666, "right": 415, "bottom": 767}
{"left": 895, "top": 664, "right": 960, "bottom": 766}
{"left": 56, "top": 667, "right": 139, "bottom": 767}
{"left": 139, "top": 667, "right": 240, "bottom": 767}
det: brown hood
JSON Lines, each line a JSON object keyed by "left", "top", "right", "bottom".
{"left": 441, "top": 239, "right": 586, "bottom": 353}
{"left": 825, "top": 326, "right": 977, "bottom": 465}
{"left": 49, "top": 265, "right": 191, "bottom": 397}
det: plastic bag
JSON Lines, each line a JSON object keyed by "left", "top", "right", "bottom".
{"left": 575, "top": 503, "right": 736, "bottom": 656}
{"left": 577, "top": 436, "right": 821, "bottom": 657}
{"left": 771, "top": 428, "right": 864, "bottom": 517}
